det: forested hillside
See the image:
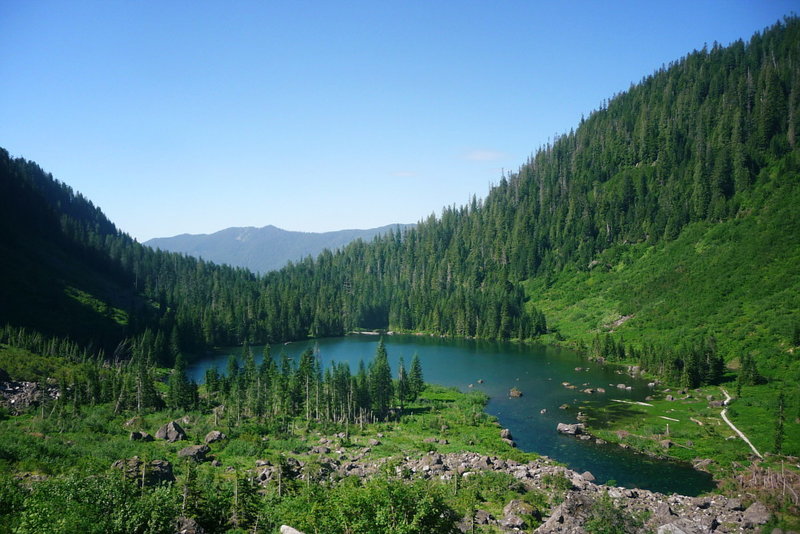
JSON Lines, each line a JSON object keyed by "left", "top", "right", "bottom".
{"left": 1, "top": 19, "right": 798, "bottom": 384}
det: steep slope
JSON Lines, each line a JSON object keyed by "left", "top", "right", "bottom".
{"left": 145, "top": 223, "right": 413, "bottom": 273}
{"left": 1, "top": 19, "right": 797, "bottom": 380}
{"left": 0, "top": 151, "right": 144, "bottom": 348}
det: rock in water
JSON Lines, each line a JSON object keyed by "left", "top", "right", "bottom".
{"left": 556, "top": 422, "right": 586, "bottom": 435}
{"left": 509, "top": 387, "right": 523, "bottom": 397}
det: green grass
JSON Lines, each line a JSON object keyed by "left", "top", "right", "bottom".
{"left": 527, "top": 167, "right": 800, "bottom": 379}
{"left": 582, "top": 383, "right": 800, "bottom": 479}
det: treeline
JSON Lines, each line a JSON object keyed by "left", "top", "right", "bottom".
{"left": 2, "top": 19, "right": 799, "bottom": 368}
{"left": 589, "top": 333, "right": 727, "bottom": 388}
{"left": 201, "top": 340, "right": 424, "bottom": 428}
{"left": 1, "top": 324, "right": 423, "bottom": 431}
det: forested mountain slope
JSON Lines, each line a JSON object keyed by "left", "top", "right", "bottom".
{"left": 1, "top": 19, "right": 798, "bottom": 384}
{"left": 145, "top": 224, "right": 413, "bottom": 274}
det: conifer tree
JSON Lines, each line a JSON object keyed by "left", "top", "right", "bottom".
{"left": 368, "top": 339, "right": 393, "bottom": 419}
{"left": 409, "top": 353, "right": 424, "bottom": 401}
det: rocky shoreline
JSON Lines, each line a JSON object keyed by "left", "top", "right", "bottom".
{"left": 251, "top": 448, "right": 769, "bottom": 533}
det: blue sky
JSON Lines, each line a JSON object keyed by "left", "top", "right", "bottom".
{"left": 1, "top": 1, "right": 796, "bottom": 241}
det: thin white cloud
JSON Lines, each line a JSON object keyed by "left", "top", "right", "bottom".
{"left": 465, "top": 149, "right": 507, "bottom": 162}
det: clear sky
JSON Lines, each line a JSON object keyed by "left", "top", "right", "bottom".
{"left": 1, "top": 1, "right": 796, "bottom": 241}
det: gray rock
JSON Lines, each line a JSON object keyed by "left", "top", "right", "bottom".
{"left": 367, "top": 438, "right": 381, "bottom": 446}
{"left": 500, "top": 428, "right": 513, "bottom": 440}
{"left": 176, "top": 516, "right": 205, "bottom": 534}
{"left": 657, "top": 520, "right": 701, "bottom": 534}
{"left": 204, "top": 430, "right": 227, "bottom": 443}
{"left": 111, "top": 456, "right": 174, "bottom": 486}
{"left": 155, "top": 421, "right": 186, "bottom": 442}
{"left": 280, "top": 526, "right": 305, "bottom": 534}
{"left": 556, "top": 422, "right": 585, "bottom": 435}
{"left": 503, "top": 498, "right": 535, "bottom": 518}
{"left": 129, "top": 431, "right": 153, "bottom": 441}
{"left": 474, "top": 509, "right": 494, "bottom": 524}
{"left": 742, "top": 501, "right": 770, "bottom": 528}
{"left": 178, "top": 444, "right": 210, "bottom": 462}
{"left": 581, "top": 471, "right": 595, "bottom": 482}
{"left": 499, "top": 513, "right": 525, "bottom": 529}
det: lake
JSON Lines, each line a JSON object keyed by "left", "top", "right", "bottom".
{"left": 187, "top": 334, "right": 715, "bottom": 495}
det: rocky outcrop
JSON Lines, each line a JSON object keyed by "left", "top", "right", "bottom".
{"left": 250, "top": 451, "right": 769, "bottom": 533}
{"left": 155, "top": 421, "right": 186, "bottom": 442}
{"left": 0, "top": 380, "right": 59, "bottom": 414}
{"left": 111, "top": 456, "right": 174, "bottom": 487}
{"left": 176, "top": 516, "right": 205, "bottom": 534}
{"left": 279, "top": 526, "right": 305, "bottom": 534}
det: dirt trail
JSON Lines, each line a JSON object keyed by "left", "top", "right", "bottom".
{"left": 720, "top": 387, "right": 763, "bottom": 459}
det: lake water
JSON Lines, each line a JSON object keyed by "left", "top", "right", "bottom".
{"left": 187, "top": 334, "right": 715, "bottom": 495}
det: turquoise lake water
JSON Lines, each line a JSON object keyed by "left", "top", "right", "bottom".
{"left": 187, "top": 334, "right": 715, "bottom": 495}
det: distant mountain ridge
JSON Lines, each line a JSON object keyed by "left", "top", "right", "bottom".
{"left": 145, "top": 224, "right": 413, "bottom": 273}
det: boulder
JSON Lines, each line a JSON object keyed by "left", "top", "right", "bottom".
{"left": 178, "top": 444, "right": 211, "bottom": 462}
{"left": 280, "top": 527, "right": 305, "bottom": 534}
{"left": 204, "top": 430, "right": 227, "bottom": 444}
{"left": 111, "top": 456, "right": 174, "bottom": 486}
{"left": 474, "top": 509, "right": 494, "bottom": 525}
{"left": 556, "top": 422, "right": 585, "bottom": 435}
{"left": 509, "top": 387, "right": 523, "bottom": 397}
{"left": 129, "top": 431, "right": 153, "bottom": 441}
{"left": 500, "top": 428, "right": 513, "bottom": 440}
{"left": 176, "top": 517, "right": 205, "bottom": 534}
{"left": 657, "top": 519, "right": 703, "bottom": 534}
{"left": 503, "top": 499, "right": 535, "bottom": 518}
{"left": 367, "top": 438, "right": 381, "bottom": 446}
{"left": 742, "top": 501, "right": 770, "bottom": 528}
{"left": 155, "top": 421, "right": 186, "bottom": 442}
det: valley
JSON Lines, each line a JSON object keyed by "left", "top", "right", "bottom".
{"left": 0, "top": 14, "right": 799, "bottom": 534}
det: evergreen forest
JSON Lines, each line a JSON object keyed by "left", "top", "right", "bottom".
{"left": 0, "top": 16, "right": 799, "bottom": 533}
